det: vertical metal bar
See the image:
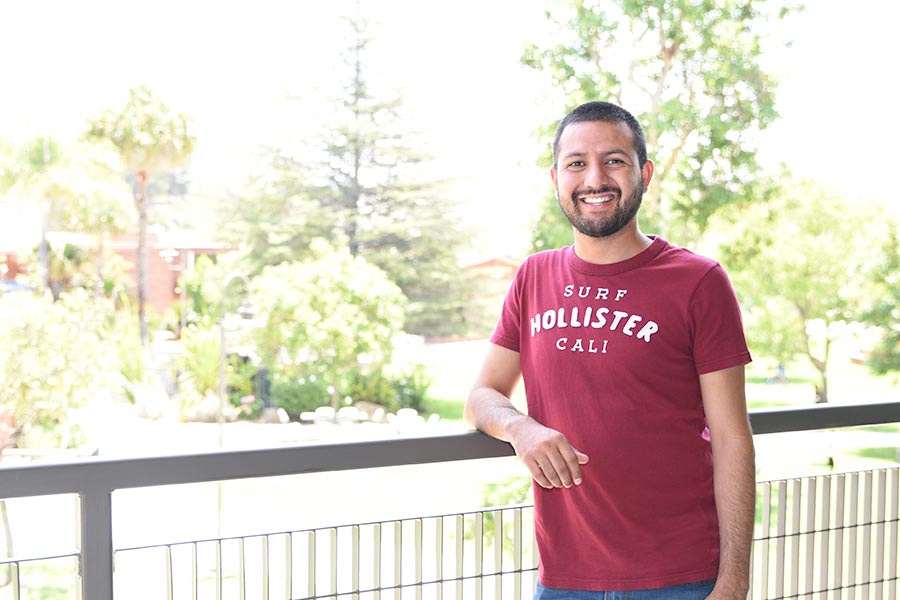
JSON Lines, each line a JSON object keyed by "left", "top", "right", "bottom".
{"left": 285, "top": 533, "right": 293, "bottom": 600}
{"left": 435, "top": 516, "right": 444, "bottom": 600}
{"left": 262, "top": 535, "right": 270, "bottom": 600}
{"left": 494, "top": 510, "right": 503, "bottom": 600}
{"left": 455, "top": 515, "right": 464, "bottom": 600}
{"left": 239, "top": 537, "right": 246, "bottom": 600}
{"left": 805, "top": 476, "right": 818, "bottom": 598}
{"left": 834, "top": 474, "right": 846, "bottom": 600}
{"left": 748, "top": 531, "right": 756, "bottom": 600}
{"left": 165, "top": 545, "right": 174, "bottom": 600}
{"left": 848, "top": 473, "right": 859, "bottom": 596}
{"left": 308, "top": 531, "right": 316, "bottom": 600}
{"left": 861, "top": 471, "right": 873, "bottom": 599}
{"left": 888, "top": 469, "right": 898, "bottom": 600}
{"left": 514, "top": 509, "right": 523, "bottom": 600}
{"left": 192, "top": 542, "right": 198, "bottom": 600}
{"left": 819, "top": 475, "right": 831, "bottom": 600}
{"left": 415, "top": 519, "right": 423, "bottom": 600}
{"left": 475, "top": 512, "right": 484, "bottom": 600}
{"left": 216, "top": 540, "right": 223, "bottom": 600}
{"left": 352, "top": 525, "right": 360, "bottom": 600}
{"left": 776, "top": 480, "right": 787, "bottom": 598}
{"left": 394, "top": 521, "right": 401, "bottom": 600}
{"left": 78, "top": 489, "right": 114, "bottom": 600}
{"left": 760, "top": 482, "right": 771, "bottom": 599}
{"left": 374, "top": 523, "right": 382, "bottom": 600}
{"left": 11, "top": 562, "right": 20, "bottom": 600}
{"left": 790, "top": 478, "right": 802, "bottom": 598}
{"left": 330, "top": 528, "right": 338, "bottom": 599}
{"left": 874, "top": 471, "right": 887, "bottom": 600}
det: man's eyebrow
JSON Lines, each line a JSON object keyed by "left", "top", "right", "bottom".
{"left": 560, "top": 148, "right": 630, "bottom": 161}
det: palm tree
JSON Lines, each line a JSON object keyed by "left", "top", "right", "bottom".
{"left": 85, "top": 86, "right": 196, "bottom": 345}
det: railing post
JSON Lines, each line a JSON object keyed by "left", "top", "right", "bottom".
{"left": 78, "top": 488, "right": 114, "bottom": 600}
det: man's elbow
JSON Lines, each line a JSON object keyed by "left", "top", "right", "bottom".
{"left": 463, "top": 388, "right": 483, "bottom": 429}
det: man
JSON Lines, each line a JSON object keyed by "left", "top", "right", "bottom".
{"left": 465, "top": 101, "right": 755, "bottom": 600}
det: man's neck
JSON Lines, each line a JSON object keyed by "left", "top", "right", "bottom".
{"left": 572, "top": 225, "right": 653, "bottom": 265}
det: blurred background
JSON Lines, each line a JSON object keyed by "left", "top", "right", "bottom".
{"left": 0, "top": 0, "right": 897, "bottom": 467}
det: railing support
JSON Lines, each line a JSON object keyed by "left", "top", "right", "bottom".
{"left": 78, "top": 488, "right": 114, "bottom": 600}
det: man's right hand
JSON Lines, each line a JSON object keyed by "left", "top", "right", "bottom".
{"left": 508, "top": 418, "right": 589, "bottom": 489}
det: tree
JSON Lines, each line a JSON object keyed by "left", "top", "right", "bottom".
{"left": 250, "top": 240, "right": 406, "bottom": 410}
{"left": 861, "top": 220, "right": 900, "bottom": 375}
{"left": 0, "top": 138, "right": 132, "bottom": 296}
{"left": 223, "top": 14, "right": 476, "bottom": 337}
{"left": 85, "top": 86, "right": 195, "bottom": 345}
{"left": 0, "top": 288, "right": 116, "bottom": 448}
{"left": 523, "top": 0, "right": 798, "bottom": 249}
{"left": 717, "top": 180, "right": 888, "bottom": 402}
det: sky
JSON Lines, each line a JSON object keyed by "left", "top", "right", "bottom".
{"left": 0, "top": 0, "right": 897, "bottom": 258}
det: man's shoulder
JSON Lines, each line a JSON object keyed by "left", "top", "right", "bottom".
{"left": 654, "top": 240, "right": 722, "bottom": 274}
{"left": 522, "top": 246, "right": 571, "bottom": 267}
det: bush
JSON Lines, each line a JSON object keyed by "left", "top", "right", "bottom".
{"left": 270, "top": 373, "right": 331, "bottom": 417}
{"left": 0, "top": 289, "right": 116, "bottom": 448}
{"left": 346, "top": 364, "right": 433, "bottom": 414}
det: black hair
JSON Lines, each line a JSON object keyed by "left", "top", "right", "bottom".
{"left": 551, "top": 101, "right": 648, "bottom": 168}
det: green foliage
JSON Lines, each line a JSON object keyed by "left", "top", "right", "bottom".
{"left": 177, "top": 323, "right": 222, "bottom": 417}
{"left": 113, "top": 318, "right": 152, "bottom": 403}
{"left": 861, "top": 221, "right": 900, "bottom": 375}
{"left": 530, "top": 193, "right": 574, "bottom": 252}
{"left": 524, "top": 0, "right": 799, "bottom": 246}
{"left": 482, "top": 475, "right": 533, "bottom": 508}
{"left": 477, "top": 475, "right": 534, "bottom": 556}
{"left": 220, "top": 14, "right": 476, "bottom": 337}
{"left": 0, "top": 137, "right": 133, "bottom": 300}
{"left": 717, "top": 180, "right": 889, "bottom": 400}
{"left": 346, "top": 363, "right": 433, "bottom": 413}
{"left": 0, "top": 289, "right": 116, "bottom": 448}
{"left": 251, "top": 240, "right": 406, "bottom": 406}
{"left": 84, "top": 85, "right": 195, "bottom": 175}
{"left": 270, "top": 372, "right": 331, "bottom": 416}
{"left": 85, "top": 85, "right": 196, "bottom": 346}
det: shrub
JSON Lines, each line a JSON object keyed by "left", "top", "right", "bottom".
{"left": 0, "top": 289, "right": 115, "bottom": 448}
{"left": 270, "top": 373, "right": 331, "bottom": 417}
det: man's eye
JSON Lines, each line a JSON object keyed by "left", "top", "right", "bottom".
{"left": 567, "top": 161, "right": 585, "bottom": 168}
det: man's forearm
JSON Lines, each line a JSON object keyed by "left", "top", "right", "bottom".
{"left": 711, "top": 434, "right": 756, "bottom": 597}
{"left": 465, "top": 387, "right": 531, "bottom": 443}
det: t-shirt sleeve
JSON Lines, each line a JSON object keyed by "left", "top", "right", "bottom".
{"left": 690, "top": 264, "right": 752, "bottom": 374}
{"left": 489, "top": 263, "right": 525, "bottom": 353}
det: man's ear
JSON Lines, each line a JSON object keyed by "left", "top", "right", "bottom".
{"left": 641, "top": 160, "right": 654, "bottom": 192}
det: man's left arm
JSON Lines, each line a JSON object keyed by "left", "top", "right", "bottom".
{"left": 700, "top": 364, "right": 756, "bottom": 599}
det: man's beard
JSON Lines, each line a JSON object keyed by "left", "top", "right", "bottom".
{"left": 559, "top": 184, "right": 642, "bottom": 238}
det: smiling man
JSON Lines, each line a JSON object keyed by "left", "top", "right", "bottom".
{"left": 465, "top": 102, "right": 756, "bottom": 600}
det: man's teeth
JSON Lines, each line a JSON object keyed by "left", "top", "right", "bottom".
{"left": 582, "top": 195, "right": 614, "bottom": 205}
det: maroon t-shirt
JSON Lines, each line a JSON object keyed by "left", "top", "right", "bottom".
{"left": 491, "top": 237, "right": 751, "bottom": 590}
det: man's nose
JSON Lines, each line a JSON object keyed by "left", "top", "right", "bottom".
{"left": 583, "top": 164, "right": 609, "bottom": 189}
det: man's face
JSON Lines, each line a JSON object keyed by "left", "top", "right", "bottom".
{"left": 550, "top": 120, "right": 652, "bottom": 239}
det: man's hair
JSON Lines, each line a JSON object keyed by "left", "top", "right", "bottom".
{"left": 551, "top": 101, "right": 648, "bottom": 168}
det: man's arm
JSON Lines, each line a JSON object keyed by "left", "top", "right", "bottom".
{"left": 700, "top": 364, "right": 756, "bottom": 599}
{"left": 465, "top": 343, "right": 588, "bottom": 489}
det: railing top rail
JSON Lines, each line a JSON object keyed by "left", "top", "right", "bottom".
{"left": 1, "top": 401, "right": 898, "bottom": 500}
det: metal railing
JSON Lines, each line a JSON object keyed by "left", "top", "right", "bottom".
{"left": 1, "top": 401, "right": 899, "bottom": 599}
